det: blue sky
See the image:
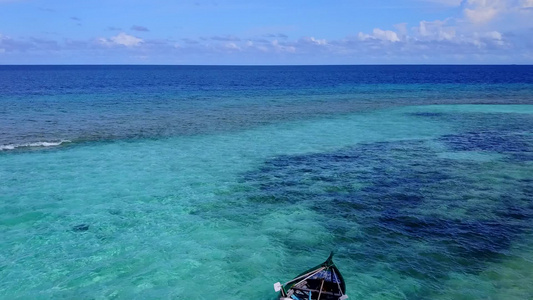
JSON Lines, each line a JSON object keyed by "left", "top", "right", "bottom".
{"left": 0, "top": 0, "right": 532, "bottom": 64}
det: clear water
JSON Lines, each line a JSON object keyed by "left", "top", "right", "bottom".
{"left": 0, "top": 66, "right": 532, "bottom": 299}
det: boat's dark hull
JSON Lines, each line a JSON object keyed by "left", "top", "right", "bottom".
{"left": 276, "top": 253, "right": 347, "bottom": 300}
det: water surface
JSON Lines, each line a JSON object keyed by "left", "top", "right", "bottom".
{"left": 1, "top": 66, "right": 532, "bottom": 299}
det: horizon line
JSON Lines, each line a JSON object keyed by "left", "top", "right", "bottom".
{"left": 0, "top": 63, "right": 531, "bottom": 67}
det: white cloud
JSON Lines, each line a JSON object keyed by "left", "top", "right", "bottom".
{"left": 300, "top": 36, "right": 327, "bottom": 45}
{"left": 99, "top": 32, "right": 143, "bottom": 47}
{"left": 223, "top": 42, "right": 240, "bottom": 50}
{"left": 417, "top": 20, "right": 456, "bottom": 41}
{"left": 1, "top": 6, "right": 530, "bottom": 65}
{"left": 112, "top": 33, "right": 143, "bottom": 46}
{"left": 469, "top": 30, "right": 506, "bottom": 47}
{"left": 374, "top": 29, "right": 401, "bottom": 42}
{"left": 271, "top": 40, "right": 296, "bottom": 53}
{"left": 463, "top": 0, "right": 507, "bottom": 23}
{"left": 394, "top": 23, "right": 408, "bottom": 37}
{"left": 481, "top": 30, "right": 505, "bottom": 45}
{"left": 522, "top": 0, "right": 533, "bottom": 8}
{"left": 464, "top": 7, "right": 499, "bottom": 23}
{"left": 350, "top": 15, "right": 510, "bottom": 57}
{"left": 358, "top": 28, "right": 400, "bottom": 42}
{"left": 485, "top": 30, "right": 502, "bottom": 40}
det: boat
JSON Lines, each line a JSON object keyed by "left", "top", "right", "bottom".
{"left": 274, "top": 252, "right": 348, "bottom": 300}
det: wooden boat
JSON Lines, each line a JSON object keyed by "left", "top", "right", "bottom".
{"left": 274, "top": 252, "right": 348, "bottom": 300}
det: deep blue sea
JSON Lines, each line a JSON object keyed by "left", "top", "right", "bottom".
{"left": 1, "top": 65, "right": 532, "bottom": 299}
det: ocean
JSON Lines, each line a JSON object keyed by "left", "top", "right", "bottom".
{"left": 0, "top": 65, "right": 532, "bottom": 299}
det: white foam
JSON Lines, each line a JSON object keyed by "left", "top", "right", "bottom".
{"left": 0, "top": 140, "right": 71, "bottom": 151}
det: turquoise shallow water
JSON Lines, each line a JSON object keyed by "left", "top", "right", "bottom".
{"left": 1, "top": 66, "right": 533, "bottom": 299}
{"left": 1, "top": 103, "right": 532, "bottom": 299}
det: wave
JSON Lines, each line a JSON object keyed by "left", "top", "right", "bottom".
{"left": 0, "top": 140, "right": 72, "bottom": 151}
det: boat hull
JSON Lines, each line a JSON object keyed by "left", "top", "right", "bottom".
{"left": 276, "top": 253, "right": 347, "bottom": 300}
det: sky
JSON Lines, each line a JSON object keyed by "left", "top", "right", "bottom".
{"left": 0, "top": 0, "right": 532, "bottom": 64}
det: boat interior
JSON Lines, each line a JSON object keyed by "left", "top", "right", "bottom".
{"left": 285, "top": 268, "right": 345, "bottom": 300}
{"left": 288, "top": 278, "right": 343, "bottom": 300}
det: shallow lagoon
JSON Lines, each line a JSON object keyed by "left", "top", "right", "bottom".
{"left": 1, "top": 66, "right": 532, "bottom": 299}
{"left": 1, "top": 103, "right": 532, "bottom": 299}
